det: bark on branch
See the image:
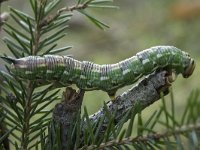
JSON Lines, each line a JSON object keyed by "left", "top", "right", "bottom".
{"left": 52, "top": 70, "right": 172, "bottom": 149}
{"left": 88, "top": 70, "right": 170, "bottom": 125}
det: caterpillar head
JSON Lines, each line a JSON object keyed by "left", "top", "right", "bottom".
{"left": 182, "top": 53, "right": 195, "bottom": 78}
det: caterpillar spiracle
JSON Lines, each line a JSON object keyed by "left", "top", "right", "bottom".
{"left": 1, "top": 46, "right": 195, "bottom": 99}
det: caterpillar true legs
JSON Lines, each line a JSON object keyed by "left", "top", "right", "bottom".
{"left": 1, "top": 46, "right": 195, "bottom": 100}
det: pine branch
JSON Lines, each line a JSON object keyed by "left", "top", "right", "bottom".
{"left": 40, "top": 0, "right": 116, "bottom": 29}
{"left": 1, "top": 0, "right": 198, "bottom": 149}
{"left": 82, "top": 123, "right": 200, "bottom": 149}
{"left": 58, "top": 0, "right": 114, "bottom": 14}
{"left": 50, "top": 70, "right": 172, "bottom": 149}
{"left": 58, "top": 3, "right": 87, "bottom": 13}
{"left": 48, "top": 88, "right": 85, "bottom": 150}
{"left": 39, "top": 1, "right": 93, "bottom": 27}
{"left": 0, "top": 0, "right": 116, "bottom": 149}
{"left": 86, "top": 70, "right": 170, "bottom": 128}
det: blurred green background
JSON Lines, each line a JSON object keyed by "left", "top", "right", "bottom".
{"left": 0, "top": 0, "right": 199, "bottom": 116}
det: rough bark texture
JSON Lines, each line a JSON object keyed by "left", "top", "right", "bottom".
{"left": 52, "top": 70, "right": 171, "bottom": 149}
{"left": 88, "top": 70, "right": 170, "bottom": 125}
{"left": 53, "top": 88, "right": 85, "bottom": 150}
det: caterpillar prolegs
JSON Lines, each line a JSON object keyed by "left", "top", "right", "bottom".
{"left": 2, "top": 46, "right": 195, "bottom": 99}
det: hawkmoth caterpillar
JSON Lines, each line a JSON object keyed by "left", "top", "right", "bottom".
{"left": 1, "top": 46, "right": 195, "bottom": 99}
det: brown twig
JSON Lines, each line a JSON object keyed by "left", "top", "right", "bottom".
{"left": 81, "top": 123, "right": 200, "bottom": 150}
{"left": 78, "top": 70, "right": 172, "bottom": 148}
{"left": 53, "top": 87, "right": 85, "bottom": 150}
{"left": 39, "top": 1, "right": 91, "bottom": 27}
{"left": 52, "top": 70, "right": 175, "bottom": 149}
{"left": 86, "top": 71, "right": 171, "bottom": 128}
{"left": 57, "top": 4, "right": 86, "bottom": 14}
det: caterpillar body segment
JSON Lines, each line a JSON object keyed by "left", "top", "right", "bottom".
{"left": 2, "top": 46, "right": 195, "bottom": 99}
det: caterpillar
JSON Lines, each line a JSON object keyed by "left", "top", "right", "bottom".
{"left": 1, "top": 46, "right": 195, "bottom": 99}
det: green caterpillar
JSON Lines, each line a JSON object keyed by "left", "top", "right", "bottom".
{"left": 1, "top": 46, "right": 195, "bottom": 99}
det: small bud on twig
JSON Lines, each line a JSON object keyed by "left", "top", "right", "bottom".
{"left": 0, "top": 12, "right": 9, "bottom": 23}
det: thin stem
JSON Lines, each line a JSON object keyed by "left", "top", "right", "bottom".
{"left": 57, "top": 4, "right": 86, "bottom": 14}
{"left": 33, "top": 23, "right": 41, "bottom": 55}
{"left": 21, "top": 82, "right": 34, "bottom": 150}
{"left": 57, "top": 0, "right": 95, "bottom": 14}
{"left": 20, "top": 3, "right": 43, "bottom": 149}
{"left": 81, "top": 123, "right": 200, "bottom": 150}
{"left": 39, "top": 1, "right": 92, "bottom": 27}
